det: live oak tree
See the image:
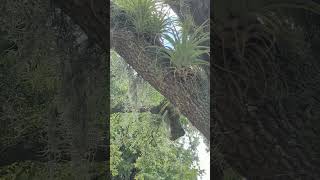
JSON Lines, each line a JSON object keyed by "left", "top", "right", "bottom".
{"left": 52, "top": 0, "right": 320, "bottom": 179}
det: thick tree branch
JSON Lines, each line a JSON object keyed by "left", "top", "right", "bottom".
{"left": 110, "top": 29, "right": 210, "bottom": 140}
{"left": 53, "top": 0, "right": 209, "bottom": 141}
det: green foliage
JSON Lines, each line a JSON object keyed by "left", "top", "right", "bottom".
{"left": 110, "top": 113, "right": 199, "bottom": 180}
{"left": 153, "top": 17, "right": 209, "bottom": 69}
{"left": 110, "top": 51, "right": 201, "bottom": 179}
{"left": 114, "top": 0, "right": 169, "bottom": 36}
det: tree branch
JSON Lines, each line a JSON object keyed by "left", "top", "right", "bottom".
{"left": 53, "top": 0, "right": 210, "bottom": 140}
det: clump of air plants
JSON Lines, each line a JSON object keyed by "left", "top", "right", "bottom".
{"left": 114, "top": 0, "right": 169, "bottom": 38}
{"left": 148, "top": 16, "right": 209, "bottom": 83}
{"left": 160, "top": 17, "right": 209, "bottom": 68}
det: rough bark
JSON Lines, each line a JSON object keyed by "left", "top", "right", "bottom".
{"left": 111, "top": 29, "right": 210, "bottom": 139}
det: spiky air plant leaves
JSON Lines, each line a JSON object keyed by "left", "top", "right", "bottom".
{"left": 151, "top": 17, "right": 209, "bottom": 70}
{"left": 114, "top": 0, "right": 170, "bottom": 37}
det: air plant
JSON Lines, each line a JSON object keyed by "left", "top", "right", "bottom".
{"left": 156, "top": 17, "right": 210, "bottom": 69}
{"left": 114, "top": 0, "right": 170, "bottom": 36}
